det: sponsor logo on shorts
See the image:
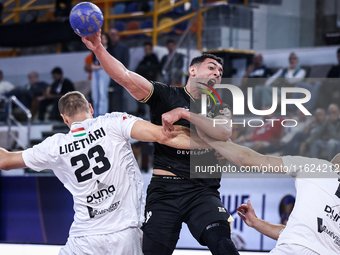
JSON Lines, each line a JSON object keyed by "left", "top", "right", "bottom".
{"left": 145, "top": 211, "right": 152, "bottom": 223}
{"left": 218, "top": 207, "right": 226, "bottom": 213}
{"left": 87, "top": 180, "right": 116, "bottom": 204}
{"left": 87, "top": 201, "right": 120, "bottom": 218}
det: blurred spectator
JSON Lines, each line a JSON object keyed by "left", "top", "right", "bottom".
{"left": 0, "top": 72, "right": 48, "bottom": 121}
{"left": 54, "top": 0, "right": 72, "bottom": 21}
{"left": 309, "top": 104, "right": 340, "bottom": 160}
{"left": 279, "top": 195, "right": 295, "bottom": 225}
{"left": 136, "top": 41, "right": 160, "bottom": 81}
{"left": 253, "top": 53, "right": 306, "bottom": 109}
{"left": 38, "top": 67, "right": 74, "bottom": 121}
{"left": 0, "top": 70, "right": 15, "bottom": 95}
{"left": 91, "top": 33, "right": 112, "bottom": 117}
{"left": 290, "top": 79, "right": 322, "bottom": 112}
{"left": 317, "top": 47, "right": 340, "bottom": 109}
{"left": 234, "top": 108, "right": 284, "bottom": 152}
{"left": 279, "top": 109, "right": 312, "bottom": 156}
{"left": 299, "top": 108, "right": 327, "bottom": 156}
{"left": 240, "top": 54, "right": 272, "bottom": 89}
{"left": 161, "top": 39, "right": 184, "bottom": 86}
{"left": 327, "top": 47, "right": 340, "bottom": 78}
{"left": 84, "top": 52, "right": 93, "bottom": 81}
{"left": 108, "top": 28, "right": 130, "bottom": 112}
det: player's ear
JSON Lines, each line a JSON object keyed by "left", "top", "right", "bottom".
{"left": 189, "top": 65, "right": 196, "bottom": 77}
{"left": 60, "top": 114, "right": 69, "bottom": 126}
{"left": 88, "top": 103, "right": 94, "bottom": 115}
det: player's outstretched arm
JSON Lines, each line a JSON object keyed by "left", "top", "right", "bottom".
{"left": 196, "top": 128, "right": 285, "bottom": 173}
{"left": 237, "top": 200, "right": 285, "bottom": 240}
{"left": 80, "top": 31, "right": 152, "bottom": 101}
{"left": 130, "top": 120, "right": 209, "bottom": 150}
{"left": 162, "top": 108, "right": 231, "bottom": 141}
{"left": 0, "top": 148, "right": 26, "bottom": 170}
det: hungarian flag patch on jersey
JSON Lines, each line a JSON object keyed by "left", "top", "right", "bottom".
{"left": 71, "top": 127, "right": 86, "bottom": 137}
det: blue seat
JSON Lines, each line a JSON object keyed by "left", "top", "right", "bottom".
{"left": 173, "top": 0, "right": 186, "bottom": 14}
{"left": 191, "top": 0, "right": 199, "bottom": 10}
{"left": 114, "top": 21, "right": 126, "bottom": 32}
{"left": 148, "top": 1, "right": 154, "bottom": 11}
{"left": 139, "top": 19, "right": 153, "bottom": 38}
{"left": 140, "top": 19, "right": 153, "bottom": 29}
{"left": 174, "top": 20, "right": 188, "bottom": 34}
{"left": 113, "top": 3, "right": 126, "bottom": 15}
{"left": 126, "top": 2, "right": 138, "bottom": 13}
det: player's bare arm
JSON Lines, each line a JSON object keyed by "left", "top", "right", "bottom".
{"left": 237, "top": 200, "right": 285, "bottom": 240}
{"left": 162, "top": 107, "right": 231, "bottom": 141}
{"left": 80, "top": 30, "right": 152, "bottom": 101}
{"left": 130, "top": 120, "right": 209, "bottom": 150}
{"left": 0, "top": 148, "right": 26, "bottom": 170}
{"left": 196, "top": 128, "right": 285, "bottom": 173}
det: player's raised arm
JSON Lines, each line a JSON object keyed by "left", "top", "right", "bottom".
{"left": 237, "top": 200, "right": 285, "bottom": 240}
{"left": 79, "top": 31, "right": 152, "bottom": 101}
{"left": 130, "top": 120, "right": 209, "bottom": 150}
{"left": 196, "top": 128, "right": 285, "bottom": 173}
{"left": 0, "top": 148, "right": 26, "bottom": 170}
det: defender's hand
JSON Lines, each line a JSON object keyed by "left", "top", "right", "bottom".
{"left": 237, "top": 200, "right": 258, "bottom": 228}
{"left": 162, "top": 108, "right": 185, "bottom": 132}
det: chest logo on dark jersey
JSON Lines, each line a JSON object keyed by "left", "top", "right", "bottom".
{"left": 219, "top": 108, "right": 232, "bottom": 118}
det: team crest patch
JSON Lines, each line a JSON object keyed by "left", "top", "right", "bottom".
{"left": 219, "top": 108, "right": 232, "bottom": 118}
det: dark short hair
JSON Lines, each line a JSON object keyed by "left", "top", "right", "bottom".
{"left": 166, "top": 39, "right": 175, "bottom": 45}
{"left": 58, "top": 91, "right": 90, "bottom": 117}
{"left": 337, "top": 47, "right": 340, "bottom": 54}
{"left": 189, "top": 53, "right": 223, "bottom": 67}
{"left": 52, "top": 67, "right": 63, "bottom": 75}
{"left": 102, "top": 32, "right": 112, "bottom": 47}
{"left": 143, "top": 41, "right": 153, "bottom": 47}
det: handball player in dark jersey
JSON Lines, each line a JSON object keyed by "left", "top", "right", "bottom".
{"left": 80, "top": 31, "right": 239, "bottom": 255}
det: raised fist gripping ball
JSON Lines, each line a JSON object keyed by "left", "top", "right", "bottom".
{"left": 69, "top": 2, "right": 103, "bottom": 37}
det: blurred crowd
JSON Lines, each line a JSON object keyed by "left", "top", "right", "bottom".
{"left": 233, "top": 48, "right": 340, "bottom": 160}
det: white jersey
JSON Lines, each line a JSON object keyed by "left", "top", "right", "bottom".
{"left": 277, "top": 156, "right": 340, "bottom": 255}
{"left": 22, "top": 112, "right": 144, "bottom": 237}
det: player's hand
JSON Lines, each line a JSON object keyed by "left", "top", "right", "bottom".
{"left": 76, "top": 30, "right": 102, "bottom": 51}
{"left": 237, "top": 200, "right": 258, "bottom": 228}
{"left": 162, "top": 108, "right": 184, "bottom": 132}
{"left": 214, "top": 150, "right": 225, "bottom": 160}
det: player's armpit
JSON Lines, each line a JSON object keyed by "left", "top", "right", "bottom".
{"left": 0, "top": 148, "right": 26, "bottom": 171}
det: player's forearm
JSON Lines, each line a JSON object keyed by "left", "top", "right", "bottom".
{"left": 180, "top": 109, "right": 231, "bottom": 141}
{"left": 207, "top": 140, "right": 253, "bottom": 167}
{"left": 92, "top": 45, "right": 150, "bottom": 100}
{"left": 0, "top": 148, "right": 26, "bottom": 170}
{"left": 252, "top": 218, "right": 285, "bottom": 240}
{"left": 207, "top": 140, "right": 285, "bottom": 173}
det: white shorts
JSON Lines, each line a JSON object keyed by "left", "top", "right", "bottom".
{"left": 59, "top": 227, "right": 143, "bottom": 255}
{"left": 270, "top": 243, "right": 319, "bottom": 255}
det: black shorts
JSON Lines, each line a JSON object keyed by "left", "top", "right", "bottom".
{"left": 142, "top": 175, "right": 232, "bottom": 251}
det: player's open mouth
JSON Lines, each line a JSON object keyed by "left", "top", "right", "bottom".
{"left": 207, "top": 79, "right": 216, "bottom": 87}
